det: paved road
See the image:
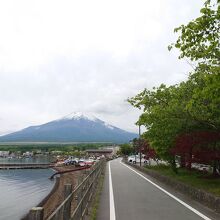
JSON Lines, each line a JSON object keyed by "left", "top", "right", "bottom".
{"left": 97, "top": 158, "right": 220, "bottom": 220}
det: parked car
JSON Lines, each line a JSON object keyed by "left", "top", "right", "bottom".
{"left": 128, "top": 155, "right": 135, "bottom": 163}
{"left": 128, "top": 155, "right": 148, "bottom": 164}
{"left": 64, "top": 160, "right": 70, "bottom": 165}
{"left": 78, "top": 161, "right": 86, "bottom": 167}
{"left": 75, "top": 159, "right": 93, "bottom": 167}
{"left": 84, "top": 160, "right": 95, "bottom": 166}
{"left": 89, "top": 157, "right": 95, "bottom": 161}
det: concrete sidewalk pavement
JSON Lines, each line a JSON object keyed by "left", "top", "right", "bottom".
{"left": 97, "top": 158, "right": 220, "bottom": 220}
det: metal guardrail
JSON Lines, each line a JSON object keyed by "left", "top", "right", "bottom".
{"left": 28, "top": 159, "right": 105, "bottom": 220}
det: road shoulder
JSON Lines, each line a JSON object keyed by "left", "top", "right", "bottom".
{"left": 122, "top": 160, "right": 220, "bottom": 220}
{"left": 96, "top": 162, "right": 110, "bottom": 220}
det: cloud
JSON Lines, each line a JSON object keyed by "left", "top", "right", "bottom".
{"left": 0, "top": 0, "right": 203, "bottom": 133}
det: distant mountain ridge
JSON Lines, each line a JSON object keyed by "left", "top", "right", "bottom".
{"left": 0, "top": 112, "right": 137, "bottom": 143}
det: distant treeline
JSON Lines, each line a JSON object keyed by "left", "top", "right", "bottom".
{"left": 0, "top": 143, "right": 111, "bottom": 153}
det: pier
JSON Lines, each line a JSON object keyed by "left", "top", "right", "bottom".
{"left": 0, "top": 163, "right": 54, "bottom": 169}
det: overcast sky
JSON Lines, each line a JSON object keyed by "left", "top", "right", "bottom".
{"left": 0, "top": 0, "right": 204, "bottom": 135}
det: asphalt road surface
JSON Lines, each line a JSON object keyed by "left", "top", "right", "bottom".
{"left": 97, "top": 158, "right": 220, "bottom": 220}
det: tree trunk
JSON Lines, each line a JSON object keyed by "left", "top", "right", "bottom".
{"left": 180, "top": 154, "right": 186, "bottom": 168}
{"left": 171, "top": 158, "right": 178, "bottom": 174}
{"left": 213, "top": 160, "right": 217, "bottom": 176}
{"left": 186, "top": 151, "right": 192, "bottom": 170}
{"left": 212, "top": 142, "right": 219, "bottom": 177}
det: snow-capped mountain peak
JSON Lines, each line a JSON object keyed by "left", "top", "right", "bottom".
{"left": 0, "top": 112, "right": 138, "bottom": 142}
{"left": 62, "top": 112, "right": 98, "bottom": 122}
{"left": 104, "top": 122, "right": 114, "bottom": 130}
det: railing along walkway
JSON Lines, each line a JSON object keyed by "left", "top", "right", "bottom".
{"left": 28, "top": 159, "right": 105, "bottom": 220}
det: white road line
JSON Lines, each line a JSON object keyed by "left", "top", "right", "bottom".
{"left": 109, "top": 161, "right": 116, "bottom": 220}
{"left": 120, "top": 161, "right": 212, "bottom": 220}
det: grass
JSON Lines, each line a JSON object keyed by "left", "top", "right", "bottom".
{"left": 145, "top": 164, "right": 220, "bottom": 197}
{"left": 89, "top": 170, "right": 105, "bottom": 220}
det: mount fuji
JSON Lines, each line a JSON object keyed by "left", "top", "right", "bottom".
{"left": 0, "top": 112, "right": 137, "bottom": 143}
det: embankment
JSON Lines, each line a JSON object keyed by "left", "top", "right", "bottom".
{"left": 22, "top": 165, "right": 82, "bottom": 220}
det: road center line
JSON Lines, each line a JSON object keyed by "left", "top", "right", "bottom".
{"left": 109, "top": 161, "right": 116, "bottom": 220}
{"left": 120, "top": 161, "right": 211, "bottom": 220}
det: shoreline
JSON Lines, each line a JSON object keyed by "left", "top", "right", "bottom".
{"left": 23, "top": 165, "right": 82, "bottom": 220}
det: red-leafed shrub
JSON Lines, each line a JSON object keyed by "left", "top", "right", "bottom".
{"left": 132, "top": 138, "right": 157, "bottom": 159}
{"left": 140, "top": 139, "right": 157, "bottom": 160}
{"left": 171, "top": 131, "right": 220, "bottom": 175}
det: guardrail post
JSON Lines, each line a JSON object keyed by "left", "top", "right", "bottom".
{"left": 28, "top": 207, "right": 44, "bottom": 220}
{"left": 78, "top": 174, "right": 83, "bottom": 185}
{"left": 63, "top": 184, "right": 72, "bottom": 220}
{"left": 44, "top": 160, "right": 105, "bottom": 220}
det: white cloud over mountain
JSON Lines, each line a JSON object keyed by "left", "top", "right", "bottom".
{"left": 0, "top": 0, "right": 203, "bottom": 134}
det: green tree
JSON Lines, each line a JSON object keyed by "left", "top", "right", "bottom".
{"left": 129, "top": 1, "right": 220, "bottom": 171}
{"left": 169, "top": 0, "right": 220, "bottom": 68}
{"left": 169, "top": 0, "right": 220, "bottom": 130}
{"left": 128, "top": 83, "right": 198, "bottom": 166}
{"left": 186, "top": 72, "right": 220, "bottom": 130}
{"left": 120, "top": 144, "right": 134, "bottom": 155}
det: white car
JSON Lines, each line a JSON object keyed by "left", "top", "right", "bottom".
{"left": 128, "top": 155, "right": 148, "bottom": 164}
{"left": 127, "top": 155, "right": 136, "bottom": 164}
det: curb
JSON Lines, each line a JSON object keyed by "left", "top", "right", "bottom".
{"left": 124, "top": 160, "right": 220, "bottom": 213}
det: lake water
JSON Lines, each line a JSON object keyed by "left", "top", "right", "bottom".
{"left": 0, "top": 168, "right": 55, "bottom": 220}
{"left": 0, "top": 155, "right": 54, "bottom": 164}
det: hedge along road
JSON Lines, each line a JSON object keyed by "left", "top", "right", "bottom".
{"left": 97, "top": 158, "right": 220, "bottom": 220}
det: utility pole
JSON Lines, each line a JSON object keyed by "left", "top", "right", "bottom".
{"left": 139, "top": 125, "right": 142, "bottom": 167}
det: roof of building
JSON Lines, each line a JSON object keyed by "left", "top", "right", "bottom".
{"left": 86, "top": 149, "right": 113, "bottom": 153}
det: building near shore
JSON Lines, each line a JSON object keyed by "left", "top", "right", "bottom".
{"left": 22, "top": 151, "right": 33, "bottom": 157}
{"left": 86, "top": 146, "right": 120, "bottom": 158}
{"left": 0, "top": 151, "right": 10, "bottom": 157}
{"left": 86, "top": 149, "right": 113, "bottom": 158}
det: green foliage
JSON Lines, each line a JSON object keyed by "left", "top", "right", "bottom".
{"left": 120, "top": 143, "right": 134, "bottom": 155}
{"left": 128, "top": 72, "right": 220, "bottom": 161}
{"left": 129, "top": 83, "right": 189, "bottom": 160}
{"left": 0, "top": 143, "right": 109, "bottom": 153}
{"left": 90, "top": 171, "right": 105, "bottom": 220}
{"left": 187, "top": 72, "right": 220, "bottom": 130}
{"left": 128, "top": 0, "right": 220, "bottom": 164}
{"left": 170, "top": 0, "right": 220, "bottom": 132}
{"left": 169, "top": 0, "right": 220, "bottom": 68}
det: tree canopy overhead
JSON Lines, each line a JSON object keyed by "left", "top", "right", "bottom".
{"left": 128, "top": 0, "right": 220, "bottom": 171}
{"left": 169, "top": 0, "right": 220, "bottom": 68}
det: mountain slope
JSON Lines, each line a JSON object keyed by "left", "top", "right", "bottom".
{"left": 0, "top": 112, "right": 137, "bottom": 143}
